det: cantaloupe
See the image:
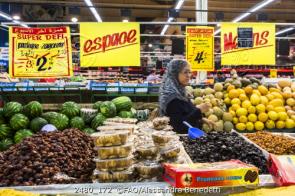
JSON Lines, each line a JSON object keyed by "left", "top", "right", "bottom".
{"left": 214, "top": 120, "right": 224, "bottom": 132}
{"left": 208, "top": 114, "right": 218, "bottom": 122}
{"left": 223, "top": 112, "right": 233, "bottom": 122}
{"left": 214, "top": 83, "right": 223, "bottom": 92}
{"left": 258, "top": 85, "right": 268, "bottom": 95}
{"left": 250, "top": 94, "right": 261, "bottom": 106}
{"left": 278, "top": 80, "right": 291, "bottom": 88}
{"left": 224, "top": 121, "right": 234, "bottom": 132}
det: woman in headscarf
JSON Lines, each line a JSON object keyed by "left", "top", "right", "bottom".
{"left": 159, "top": 59, "right": 214, "bottom": 134}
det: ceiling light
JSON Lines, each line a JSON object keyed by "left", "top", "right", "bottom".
{"left": 71, "top": 17, "right": 78, "bottom": 23}
{"left": 122, "top": 19, "right": 129, "bottom": 23}
{"left": 148, "top": 44, "right": 153, "bottom": 48}
{"left": 0, "top": 11, "right": 12, "bottom": 20}
{"left": 249, "top": 0, "right": 275, "bottom": 12}
{"left": 84, "top": 0, "right": 102, "bottom": 22}
{"left": 160, "top": 0, "right": 186, "bottom": 35}
{"left": 276, "top": 27, "right": 295, "bottom": 36}
{"left": 232, "top": 13, "right": 251, "bottom": 23}
{"left": 12, "top": 15, "right": 20, "bottom": 20}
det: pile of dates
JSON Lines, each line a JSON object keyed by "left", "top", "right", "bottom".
{"left": 0, "top": 129, "right": 96, "bottom": 186}
{"left": 180, "top": 132, "right": 269, "bottom": 174}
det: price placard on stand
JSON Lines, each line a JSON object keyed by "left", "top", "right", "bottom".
{"left": 186, "top": 26, "right": 214, "bottom": 71}
{"left": 270, "top": 69, "right": 278, "bottom": 78}
{"left": 221, "top": 23, "right": 275, "bottom": 65}
{"left": 80, "top": 22, "right": 140, "bottom": 67}
{"left": 9, "top": 27, "right": 72, "bottom": 78}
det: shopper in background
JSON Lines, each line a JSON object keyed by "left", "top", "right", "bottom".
{"left": 159, "top": 59, "right": 214, "bottom": 134}
{"left": 146, "top": 69, "right": 161, "bottom": 83}
{"left": 215, "top": 70, "right": 225, "bottom": 83}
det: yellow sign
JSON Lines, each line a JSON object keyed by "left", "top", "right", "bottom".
{"left": 80, "top": 23, "right": 140, "bottom": 67}
{"left": 186, "top": 26, "right": 214, "bottom": 71}
{"left": 270, "top": 69, "right": 277, "bottom": 78}
{"left": 9, "top": 27, "right": 72, "bottom": 78}
{"left": 293, "top": 66, "right": 295, "bottom": 76}
{"left": 221, "top": 23, "right": 275, "bottom": 65}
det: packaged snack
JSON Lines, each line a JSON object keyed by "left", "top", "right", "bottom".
{"left": 105, "top": 117, "right": 138, "bottom": 124}
{"left": 94, "top": 156, "right": 133, "bottom": 171}
{"left": 97, "top": 125, "right": 135, "bottom": 135}
{"left": 92, "top": 168, "right": 134, "bottom": 182}
{"left": 152, "top": 117, "right": 170, "bottom": 130}
{"left": 95, "top": 143, "right": 133, "bottom": 159}
{"left": 135, "top": 161, "right": 163, "bottom": 179}
{"left": 160, "top": 144, "right": 181, "bottom": 159}
{"left": 136, "top": 144, "right": 159, "bottom": 159}
{"left": 91, "top": 131, "right": 129, "bottom": 147}
{"left": 152, "top": 131, "right": 176, "bottom": 146}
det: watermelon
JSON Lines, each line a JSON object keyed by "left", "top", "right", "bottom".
{"left": 10, "top": 114, "right": 30, "bottom": 130}
{"left": 118, "top": 111, "right": 133, "bottom": 118}
{"left": 80, "top": 108, "right": 98, "bottom": 124}
{"left": 93, "top": 101, "right": 102, "bottom": 111}
{"left": 30, "top": 117, "right": 48, "bottom": 133}
{"left": 3, "top": 102, "right": 22, "bottom": 118}
{"left": 82, "top": 127, "right": 96, "bottom": 135}
{"left": 91, "top": 114, "right": 106, "bottom": 130}
{"left": 61, "top": 102, "right": 81, "bottom": 118}
{"left": 100, "top": 101, "right": 116, "bottom": 117}
{"left": 0, "top": 138, "right": 13, "bottom": 151}
{"left": 42, "top": 112, "right": 58, "bottom": 121}
{"left": 111, "top": 96, "right": 132, "bottom": 111}
{"left": 23, "top": 101, "right": 43, "bottom": 119}
{"left": 49, "top": 113, "right": 69, "bottom": 131}
{"left": 14, "top": 129, "right": 33, "bottom": 143}
{"left": 70, "top": 117, "right": 85, "bottom": 130}
{"left": 0, "top": 124, "right": 12, "bottom": 140}
{"left": 130, "top": 108, "right": 137, "bottom": 118}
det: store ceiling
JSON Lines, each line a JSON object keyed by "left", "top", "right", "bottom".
{"left": 3, "top": 0, "right": 295, "bottom": 22}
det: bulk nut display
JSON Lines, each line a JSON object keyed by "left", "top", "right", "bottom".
{"left": 152, "top": 117, "right": 170, "bottom": 130}
{"left": 180, "top": 132, "right": 269, "bottom": 174}
{"left": 94, "top": 156, "right": 133, "bottom": 171}
{"left": 91, "top": 131, "right": 129, "bottom": 147}
{"left": 92, "top": 168, "right": 134, "bottom": 183}
{"left": 135, "top": 161, "right": 163, "bottom": 179}
{"left": 245, "top": 131, "right": 295, "bottom": 155}
{"left": 0, "top": 129, "right": 96, "bottom": 186}
{"left": 95, "top": 143, "right": 133, "bottom": 159}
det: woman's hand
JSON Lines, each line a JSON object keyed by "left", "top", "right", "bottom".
{"left": 197, "top": 103, "right": 211, "bottom": 113}
{"left": 202, "top": 118, "right": 216, "bottom": 127}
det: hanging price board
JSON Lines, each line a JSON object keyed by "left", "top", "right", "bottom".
{"left": 270, "top": 69, "right": 278, "bottom": 78}
{"left": 186, "top": 26, "right": 214, "bottom": 71}
{"left": 9, "top": 27, "right": 72, "bottom": 78}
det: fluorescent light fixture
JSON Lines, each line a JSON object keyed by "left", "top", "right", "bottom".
{"left": 84, "top": 0, "right": 102, "bottom": 22}
{"left": 160, "top": 0, "right": 185, "bottom": 35}
{"left": 148, "top": 44, "right": 153, "bottom": 48}
{"left": 249, "top": 0, "right": 275, "bottom": 12}
{"left": 122, "top": 19, "right": 129, "bottom": 22}
{"left": 0, "top": 11, "right": 12, "bottom": 20}
{"left": 175, "top": 0, "right": 185, "bottom": 10}
{"left": 12, "top": 15, "right": 20, "bottom": 20}
{"left": 276, "top": 27, "right": 294, "bottom": 36}
{"left": 232, "top": 13, "right": 251, "bottom": 23}
{"left": 215, "top": 0, "right": 276, "bottom": 35}
{"left": 71, "top": 17, "right": 78, "bottom": 23}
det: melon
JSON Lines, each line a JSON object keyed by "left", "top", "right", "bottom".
{"left": 244, "top": 86, "right": 253, "bottom": 95}
{"left": 223, "top": 112, "right": 233, "bottom": 122}
{"left": 3, "top": 102, "right": 22, "bottom": 118}
{"left": 10, "top": 114, "right": 29, "bottom": 131}
{"left": 236, "top": 123, "right": 246, "bottom": 131}
{"left": 214, "top": 83, "right": 223, "bottom": 92}
{"left": 269, "top": 99, "right": 284, "bottom": 108}
{"left": 208, "top": 114, "right": 218, "bottom": 122}
{"left": 285, "top": 119, "right": 295, "bottom": 129}
{"left": 214, "top": 120, "right": 224, "bottom": 132}
{"left": 111, "top": 96, "right": 132, "bottom": 111}
{"left": 61, "top": 102, "right": 81, "bottom": 118}
{"left": 256, "top": 104, "right": 266, "bottom": 113}
{"left": 258, "top": 113, "right": 268, "bottom": 123}
{"left": 248, "top": 114, "right": 257, "bottom": 123}
{"left": 100, "top": 101, "right": 117, "bottom": 118}
{"left": 23, "top": 101, "right": 43, "bottom": 119}
{"left": 204, "top": 87, "right": 215, "bottom": 95}
{"left": 268, "top": 111, "right": 278, "bottom": 121}
{"left": 228, "top": 89, "right": 239, "bottom": 99}
{"left": 286, "top": 98, "right": 295, "bottom": 107}
{"left": 30, "top": 117, "right": 48, "bottom": 133}
{"left": 202, "top": 123, "right": 212, "bottom": 133}
{"left": 266, "top": 120, "right": 275, "bottom": 129}
{"left": 278, "top": 80, "right": 291, "bottom": 88}
{"left": 276, "top": 121, "right": 285, "bottom": 129}
{"left": 213, "top": 107, "right": 223, "bottom": 119}
{"left": 242, "top": 100, "right": 252, "bottom": 109}
{"left": 239, "top": 116, "right": 248, "bottom": 123}
{"left": 224, "top": 121, "right": 234, "bottom": 132}
{"left": 250, "top": 94, "right": 261, "bottom": 106}
{"left": 215, "top": 92, "right": 223, "bottom": 99}
{"left": 258, "top": 85, "right": 268, "bottom": 95}
{"left": 236, "top": 108, "right": 248, "bottom": 117}
{"left": 193, "top": 88, "right": 203, "bottom": 97}
{"left": 254, "top": 121, "right": 264, "bottom": 131}
{"left": 246, "top": 122, "right": 254, "bottom": 131}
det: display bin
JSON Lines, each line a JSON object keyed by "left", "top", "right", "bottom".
{"left": 89, "top": 81, "right": 107, "bottom": 92}
{"left": 148, "top": 83, "right": 160, "bottom": 94}
{"left": 107, "top": 82, "right": 120, "bottom": 93}
{"left": 120, "top": 83, "right": 137, "bottom": 94}
{"left": 0, "top": 82, "right": 17, "bottom": 91}
{"left": 135, "top": 83, "right": 148, "bottom": 94}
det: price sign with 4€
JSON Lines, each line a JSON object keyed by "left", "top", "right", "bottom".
{"left": 270, "top": 69, "right": 277, "bottom": 78}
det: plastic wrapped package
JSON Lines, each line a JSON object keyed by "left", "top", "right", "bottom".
{"left": 135, "top": 161, "right": 163, "bottom": 179}
{"left": 152, "top": 117, "right": 170, "bottom": 130}
{"left": 97, "top": 125, "right": 135, "bottom": 135}
{"left": 95, "top": 143, "right": 133, "bottom": 159}
{"left": 160, "top": 144, "right": 181, "bottom": 159}
{"left": 91, "top": 131, "right": 129, "bottom": 147}
{"left": 152, "top": 131, "right": 177, "bottom": 146}
{"left": 105, "top": 117, "right": 138, "bottom": 124}
{"left": 136, "top": 144, "right": 159, "bottom": 160}
{"left": 92, "top": 168, "right": 134, "bottom": 183}
{"left": 94, "top": 156, "right": 133, "bottom": 171}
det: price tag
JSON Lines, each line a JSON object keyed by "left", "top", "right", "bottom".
{"left": 270, "top": 69, "right": 277, "bottom": 78}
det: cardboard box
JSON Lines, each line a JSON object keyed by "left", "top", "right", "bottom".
{"left": 268, "top": 154, "right": 295, "bottom": 186}
{"left": 163, "top": 160, "right": 259, "bottom": 188}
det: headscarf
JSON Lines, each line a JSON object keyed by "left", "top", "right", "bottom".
{"left": 159, "top": 59, "right": 190, "bottom": 115}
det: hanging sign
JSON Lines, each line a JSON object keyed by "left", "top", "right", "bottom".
{"left": 221, "top": 23, "right": 275, "bottom": 65}
{"left": 80, "top": 22, "right": 140, "bottom": 67}
{"left": 0, "top": 47, "right": 9, "bottom": 67}
{"left": 9, "top": 27, "right": 72, "bottom": 78}
{"left": 186, "top": 26, "right": 214, "bottom": 71}
{"left": 270, "top": 69, "right": 277, "bottom": 78}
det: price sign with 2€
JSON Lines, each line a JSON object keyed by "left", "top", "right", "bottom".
{"left": 9, "top": 27, "right": 72, "bottom": 78}
{"left": 186, "top": 27, "right": 214, "bottom": 71}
